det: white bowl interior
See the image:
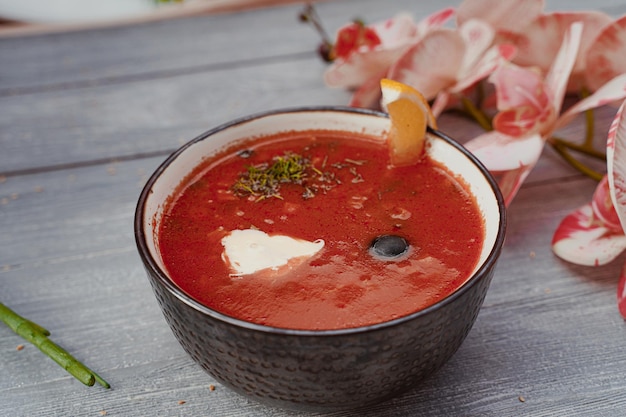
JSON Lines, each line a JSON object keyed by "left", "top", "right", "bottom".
{"left": 142, "top": 109, "right": 502, "bottom": 288}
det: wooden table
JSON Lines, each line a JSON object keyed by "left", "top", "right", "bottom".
{"left": 3, "top": 0, "right": 626, "bottom": 415}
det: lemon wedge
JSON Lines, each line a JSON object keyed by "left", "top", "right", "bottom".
{"left": 380, "top": 78, "right": 437, "bottom": 166}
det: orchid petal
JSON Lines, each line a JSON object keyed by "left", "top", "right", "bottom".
{"left": 586, "top": 14, "right": 626, "bottom": 92}
{"left": 324, "top": 14, "right": 419, "bottom": 89}
{"left": 453, "top": 44, "right": 516, "bottom": 94}
{"left": 552, "top": 203, "right": 626, "bottom": 266}
{"left": 607, "top": 100, "right": 626, "bottom": 232}
{"left": 490, "top": 63, "right": 544, "bottom": 110}
{"left": 591, "top": 176, "right": 623, "bottom": 233}
{"left": 561, "top": 12, "right": 612, "bottom": 74}
{"left": 491, "top": 165, "right": 536, "bottom": 207}
{"left": 325, "top": 48, "right": 408, "bottom": 89}
{"left": 493, "top": 104, "right": 554, "bottom": 138}
{"left": 545, "top": 22, "right": 583, "bottom": 115}
{"left": 487, "top": 63, "right": 554, "bottom": 137}
{"left": 431, "top": 91, "right": 451, "bottom": 117}
{"left": 557, "top": 73, "right": 626, "bottom": 130}
{"left": 618, "top": 263, "right": 626, "bottom": 318}
{"left": 372, "top": 13, "right": 419, "bottom": 48}
{"left": 604, "top": 101, "right": 626, "bottom": 318}
{"left": 501, "top": 12, "right": 611, "bottom": 91}
{"left": 464, "top": 130, "right": 544, "bottom": 171}
{"left": 456, "top": 0, "right": 544, "bottom": 34}
{"left": 415, "top": 7, "right": 455, "bottom": 37}
{"left": 349, "top": 71, "right": 385, "bottom": 108}
{"left": 457, "top": 19, "right": 495, "bottom": 76}
{"left": 565, "top": 12, "right": 613, "bottom": 90}
{"left": 388, "top": 28, "right": 465, "bottom": 100}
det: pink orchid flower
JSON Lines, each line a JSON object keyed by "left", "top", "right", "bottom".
{"left": 521, "top": 11, "right": 626, "bottom": 259}
{"left": 323, "top": 8, "right": 455, "bottom": 91}
{"left": 348, "top": 18, "right": 515, "bottom": 112}
{"left": 552, "top": 100, "right": 626, "bottom": 318}
{"left": 345, "top": 0, "right": 536, "bottom": 111}
{"left": 586, "top": 14, "right": 626, "bottom": 92}
{"left": 465, "top": 21, "right": 626, "bottom": 206}
{"left": 384, "top": 18, "right": 516, "bottom": 116}
{"left": 498, "top": 11, "right": 613, "bottom": 93}
{"left": 608, "top": 102, "right": 626, "bottom": 317}
{"left": 552, "top": 174, "right": 626, "bottom": 267}
{"left": 464, "top": 22, "right": 582, "bottom": 205}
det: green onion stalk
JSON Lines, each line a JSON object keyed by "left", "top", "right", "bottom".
{"left": 0, "top": 302, "right": 110, "bottom": 388}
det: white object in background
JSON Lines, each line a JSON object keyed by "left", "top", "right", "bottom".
{"left": 0, "top": 0, "right": 156, "bottom": 24}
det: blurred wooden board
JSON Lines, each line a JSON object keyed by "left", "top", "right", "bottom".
{"left": 0, "top": 0, "right": 321, "bottom": 37}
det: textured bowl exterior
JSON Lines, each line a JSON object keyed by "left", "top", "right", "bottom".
{"left": 135, "top": 106, "right": 506, "bottom": 412}
{"left": 145, "top": 259, "right": 496, "bottom": 412}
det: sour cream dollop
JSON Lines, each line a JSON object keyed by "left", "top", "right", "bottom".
{"left": 221, "top": 229, "right": 324, "bottom": 276}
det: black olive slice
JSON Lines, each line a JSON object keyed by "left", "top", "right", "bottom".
{"left": 369, "top": 235, "right": 409, "bottom": 260}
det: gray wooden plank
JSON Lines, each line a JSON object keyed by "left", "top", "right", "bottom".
{"left": 0, "top": 60, "right": 340, "bottom": 173}
{"left": 2, "top": 0, "right": 625, "bottom": 93}
{"left": 0, "top": 0, "right": 446, "bottom": 92}
{"left": 0, "top": 55, "right": 351, "bottom": 174}
{"left": 0, "top": 4, "right": 313, "bottom": 93}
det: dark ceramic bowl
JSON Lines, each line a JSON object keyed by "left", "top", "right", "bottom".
{"left": 134, "top": 107, "right": 506, "bottom": 412}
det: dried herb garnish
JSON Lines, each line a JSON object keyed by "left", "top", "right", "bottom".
{"left": 232, "top": 152, "right": 365, "bottom": 201}
{"left": 233, "top": 152, "right": 313, "bottom": 200}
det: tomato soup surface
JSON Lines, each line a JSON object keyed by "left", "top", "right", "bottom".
{"left": 158, "top": 129, "right": 485, "bottom": 330}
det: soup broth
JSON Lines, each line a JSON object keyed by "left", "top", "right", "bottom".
{"left": 158, "top": 129, "right": 484, "bottom": 330}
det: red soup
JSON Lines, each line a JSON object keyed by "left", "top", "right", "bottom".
{"left": 158, "top": 129, "right": 485, "bottom": 330}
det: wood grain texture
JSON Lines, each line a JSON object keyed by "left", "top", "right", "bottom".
{"left": 0, "top": 0, "right": 329, "bottom": 38}
{"left": 3, "top": 0, "right": 626, "bottom": 416}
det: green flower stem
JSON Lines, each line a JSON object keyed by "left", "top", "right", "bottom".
{"left": 551, "top": 136, "right": 606, "bottom": 160}
{"left": 475, "top": 81, "right": 486, "bottom": 109}
{"left": 547, "top": 97, "right": 606, "bottom": 182}
{"left": 584, "top": 106, "right": 595, "bottom": 147}
{"left": 550, "top": 138, "right": 605, "bottom": 181}
{"left": 460, "top": 96, "right": 492, "bottom": 131}
{"left": 0, "top": 302, "right": 110, "bottom": 388}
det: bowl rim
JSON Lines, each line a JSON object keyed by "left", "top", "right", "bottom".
{"left": 134, "top": 105, "right": 507, "bottom": 337}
